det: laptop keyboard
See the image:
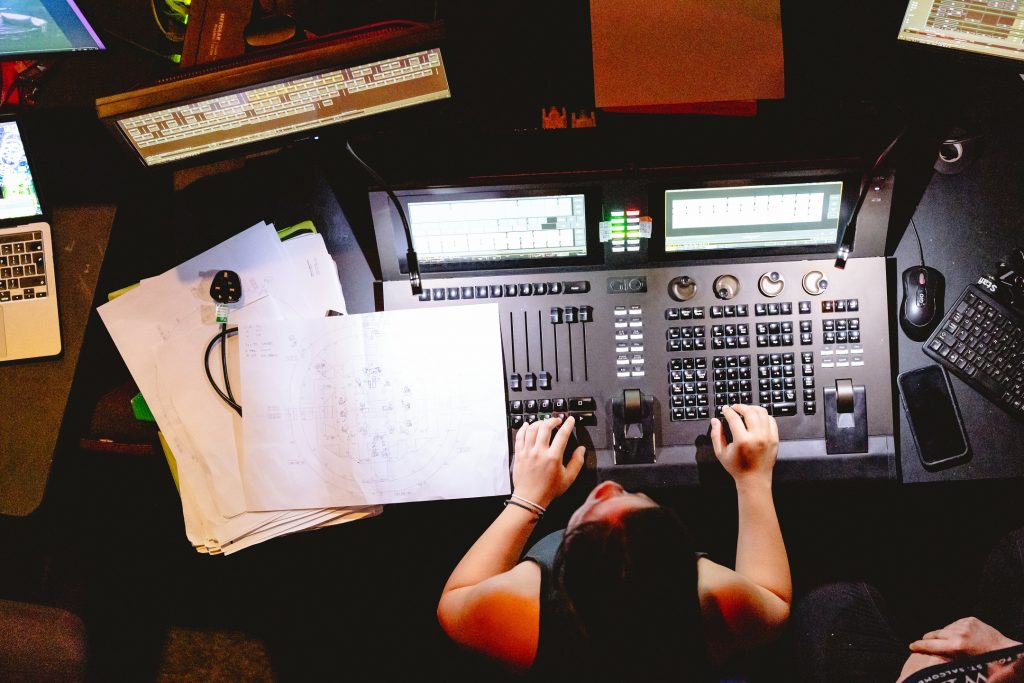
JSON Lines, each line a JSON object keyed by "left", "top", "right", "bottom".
{"left": 0, "top": 229, "right": 47, "bottom": 303}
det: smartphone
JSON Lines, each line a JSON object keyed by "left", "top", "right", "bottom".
{"left": 897, "top": 364, "right": 970, "bottom": 470}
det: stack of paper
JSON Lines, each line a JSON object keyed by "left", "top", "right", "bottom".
{"left": 99, "top": 221, "right": 513, "bottom": 554}
{"left": 98, "top": 222, "right": 382, "bottom": 554}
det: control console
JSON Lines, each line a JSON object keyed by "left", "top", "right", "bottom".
{"left": 370, "top": 163, "right": 898, "bottom": 485}
{"left": 379, "top": 257, "right": 895, "bottom": 485}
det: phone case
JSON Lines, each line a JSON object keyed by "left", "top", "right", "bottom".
{"left": 897, "top": 365, "right": 970, "bottom": 470}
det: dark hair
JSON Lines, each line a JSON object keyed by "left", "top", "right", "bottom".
{"left": 553, "top": 506, "right": 707, "bottom": 682}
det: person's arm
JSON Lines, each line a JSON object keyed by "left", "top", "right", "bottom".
{"left": 706, "top": 404, "right": 791, "bottom": 642}
{"left": 437, "top": 416, "right": 585, "bottom": 669}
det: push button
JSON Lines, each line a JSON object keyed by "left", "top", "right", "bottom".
{"left": 568, "top": 397, "right": 597, "bottom": 411}
{"left": 564, "top": 280, "right": 590, "bottom": 294}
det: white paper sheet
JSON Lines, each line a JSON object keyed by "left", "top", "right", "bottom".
{"left": 155, "top": 296, "right": 280, "bottom": 518}
{"left": 97, "top": 221, "right": 381, "bottom": 552}
{"left": 239, "top": 304, "right": 511, "bottom": 509}
{"left": 281, "top": 233, "right": 347, "bottom": 316}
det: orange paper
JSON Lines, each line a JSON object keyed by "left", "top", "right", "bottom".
{"left": 590, "top": 0, "right": 784, "bottom": 111}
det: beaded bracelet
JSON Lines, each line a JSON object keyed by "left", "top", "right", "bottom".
{"left": 504, "top": 499, "right": 543, "bottom": 520}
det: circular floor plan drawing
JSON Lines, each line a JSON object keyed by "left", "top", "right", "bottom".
{"left": 290, "top": 335, "right": 464, "bottom": 495}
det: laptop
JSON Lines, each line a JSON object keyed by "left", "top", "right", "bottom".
{"left": 0, "top": 116, "right": 60, "bottom": 362}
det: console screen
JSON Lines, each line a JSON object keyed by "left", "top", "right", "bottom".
{"left": 114, "top": 47, "right": 449, "bottom": 167}
{"left": 664, "top": 181, "right": 843, "bottom": 253}
{"left": 898, "top": 0, "right": 1024, "bottom": 63}
{"left": 408, "top": 193, "right": 588, "bottom": 264}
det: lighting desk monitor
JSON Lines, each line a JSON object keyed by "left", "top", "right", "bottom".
{"left": 372, "top": 184, "right": 604, "bottom": 280}
{"left": 0, "top": 0, "right": 103, "bottom": 58}
{"left": 898, "top": 0, "right": 1024, "bottom": 64}
{"left": 95, "top": 22, "right": 448, "bottom": 168}
{"left": 662, "top": 180, "right": 846, "bottom": 258}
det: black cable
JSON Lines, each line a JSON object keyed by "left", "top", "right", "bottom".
{"left": 909, "top": 217, "right": 926, "bottom": 268}
{"left": 205, "top": 326, "right": 242, "bottom": 416}
{"left": 835, "top": 123, "right": 909, "bottom": 268}
{"left": 219, "top": 322, "right": 237, "bottom": 403}
{"left": 344, "top": 141, "right": 422, "bottom": 295}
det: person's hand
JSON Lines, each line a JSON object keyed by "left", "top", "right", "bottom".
{"left": 511, "top": 416, "right": 585, "bottom": 508}
{"left": 709, "top": 404, "right": 779, "bottom": 487}
{"left": 909, "top": 617, "right": 1021, "bottom": 658}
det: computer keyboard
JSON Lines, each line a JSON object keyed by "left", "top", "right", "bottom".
{"left": 923, "top": 284, "right": 1024, "bottom": 420}
{"left": 0, "top": 228, "right": 48, "bottom": 302}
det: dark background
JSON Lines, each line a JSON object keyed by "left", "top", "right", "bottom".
{"left": 3, "top": 1, "right": 1024, "bottom": 680}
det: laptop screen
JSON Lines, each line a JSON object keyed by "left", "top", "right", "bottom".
{"left": 0, "top": 120, "right": 42, "bottom": 221}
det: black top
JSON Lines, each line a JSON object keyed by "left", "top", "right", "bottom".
{"left": 902, "top": 644, "right": 1024, "bottom": 683}
{"left": 522, "top": 530, "right": 711, "bottom": 680}
{"left": 523, "top": 530, "right": 588, "bottom": 678}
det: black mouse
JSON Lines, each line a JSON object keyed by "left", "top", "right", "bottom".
{"left": 900, "top": 265, "right": 945, "bottom": 341}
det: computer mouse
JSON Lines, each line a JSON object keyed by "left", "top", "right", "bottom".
{"left": 900, "top": 265, "right": 945, "bottom": 341}
{"left": 244, "top": 0, "right": 298, "bottom": 49}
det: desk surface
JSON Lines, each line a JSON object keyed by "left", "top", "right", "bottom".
{"left": 0, "top": 205, "right": 114, "bottom": 516}
{"left": 894, "top": 106, "right": 1024, "bottom": 484}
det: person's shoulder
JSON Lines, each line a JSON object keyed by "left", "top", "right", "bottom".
{"left": 438, "top": 562, "right": 543, "bottom": 669}
{"left": 502, "top": 559, "right": 543, "bottom": 592}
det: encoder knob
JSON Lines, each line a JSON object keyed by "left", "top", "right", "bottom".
{"left": 713, "top": 274, "right": 740, "bottom": 300}
{"left": 668, "top": 275, "right": 697, "bottom": 302}
{"left": 802, "top": 270, "right": 829, "bottom": 296}
{"left": 758, "top": 271, "right": 785, "bottom": 297}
